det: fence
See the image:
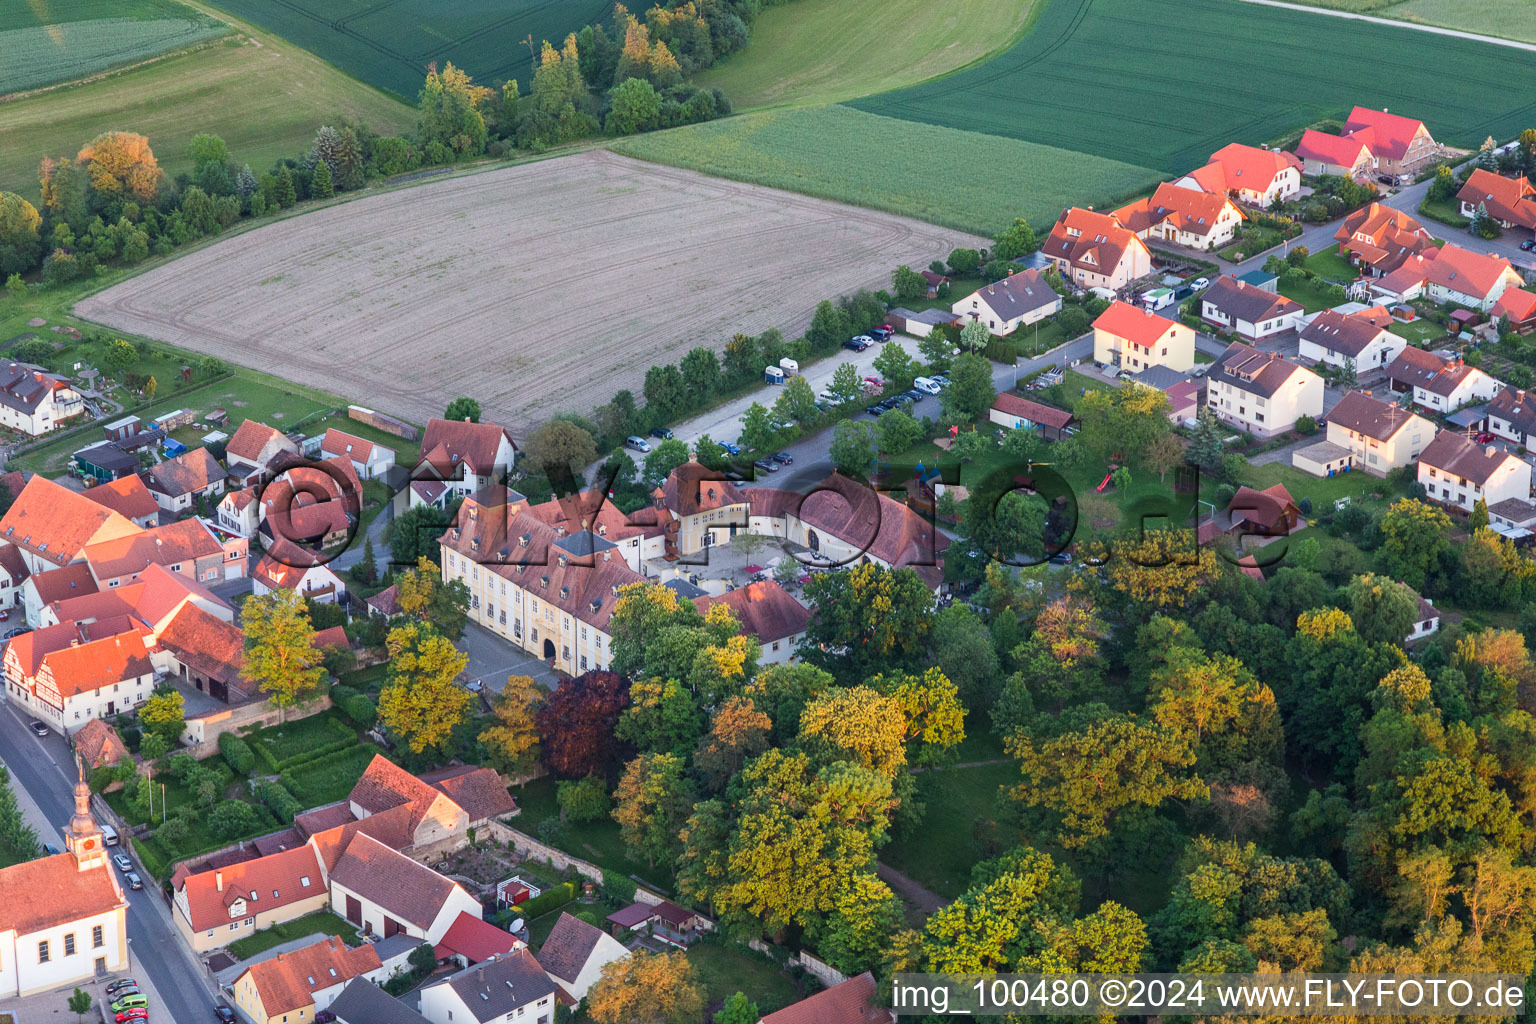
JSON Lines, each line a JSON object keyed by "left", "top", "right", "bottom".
{"left": 480, "top": 821, "right": 604, "bottom": 883}
{"left": 791, "top": 951, "right": 849, "bottom": 989}
{"left": 180, "top": 696, "right": 334, "bottom": 758}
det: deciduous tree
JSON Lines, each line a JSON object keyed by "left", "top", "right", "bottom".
{"left": 611, "top": 752, "right": 694, "bottom": 868}
{"left": 78, "top": 131, "right": 161, "bottom": 203}
{"left": 802, "top": 564, "right": 934, "bottom": 679}
{"left": 379, "top": 622, "right": 472, "bottom": 753}
{"left": 478, "top": 675, "right": 543, "bottom": 774}
{"left": 240, "top": 590, "right": 326, "bottom": 723}
{"left": 587, "top": 951, "right": 704, "bottom": 1024}
{"left": 536, "top": 670, "right": 630, "bottom": 778}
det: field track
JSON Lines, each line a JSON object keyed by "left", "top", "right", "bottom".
{"left": 77, "top": 151, "right": 982, "bottom": 432}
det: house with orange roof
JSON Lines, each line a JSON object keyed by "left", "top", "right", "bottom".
{"left": 1175, "top": 143, "right": 1303, "bottom": 207}
{"left": 1334, "top": 203, "right": 1436, "bottom": 277}
{"left": 1040, "top": 207, "right": 1152, "bottom": 291}
{"left": 156, "top": 600, "right": 247, "bottom": 703}
{"left": 258, "top": 462, "right": 358, "bottom": 555}
{"left": 1423, "top": 243, "right": 1525, "bottom": 311}
{"left": 21, "top": 563, "right": 98, "bottom": 625}
{"left": 173, "top": 844, "right": 329, "bottom": 952}
{"left": 217, "top": 486, "right": 259, "bottom": 538}
{"left": 0, "top": 475, "right": 140, "bottom": 574}
{"left": 1457, "top": 168, "right": 1536, "bottom": 233}
{"left": 72, "top": 718, "right": 130, "bottom": 771}
{"left": 0, "top": 762, "right": 128, "bottom": 997}
{"left": 1112, "top": 182, "right": 1244, "bottom": 250}
{"left": 1092, "top": 300, "right": 1197, "bottom": 372}
{"left": 1491, "top": 287, "right": 1536, "bottom": 333}
{"left": 83, "top": 516, "right": 230, "bottom": 588}
{"left": 1340, "top": 107, "right": 1441, "bottom": 176}
{"left": 760, "top": 971, "right": 894, "bottom": 1024}
{"left": 408, "top": 418, "right": 518, "bottom": 509}
{"left": 0, "top": 540, "right": 28, "bottom": 611}
{"left": 81, "top": 474, "right": 160, "bottom": 528}
{"left": 1296, "top": 129, "right": 1375, "bottom": 180}
{"left": 320, "top": 427, "right": 396, "bottom": 480}
{"left": 252, "top": 540, "right": 348, "bottom": 605}
{"left": 3, "top": 618, "right": 155, "bottom": 734}
{"left": 696, "top": 579, "right": 810, "bottom": 665}
{"left": 231, "top": 934, "right": 383, "bottom": 1024}
{"left": 224, "top": 419, "right": 300, "bottom": 487}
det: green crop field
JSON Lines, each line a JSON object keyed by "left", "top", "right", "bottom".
{"left": 1, "top": 0, "right": 229, "bottom": 96}
{"left": 205, "top": 0, "right": 613, "bottom": 100}
{"left": 1263, "top": 0, "right": 1536, "bottom": 44}
{"left": 0, "top": 26, "right": 413, "bottom": 197}
{"left": 694, "top": 0, "right": 1037, "bottom": 109}
{"left": 849, "top": 0, "right": 1536, "bottom": 175}
{"left": 612, "top": 104, "right": 1160, "bottom": 235}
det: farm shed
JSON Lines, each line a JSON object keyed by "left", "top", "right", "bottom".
{"left": 888, "top": 307, "right": 961, "bottom": 338}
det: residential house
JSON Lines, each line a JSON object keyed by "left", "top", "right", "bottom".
{"left": 320, "top": 428, "right": 396, "bottom": 481}
{"left": 950, "top": 269, "right": 1062, "bottom": 335}
{"left": 217, "top": 487, "right": 259, "bottom": 538}
{"left": 72, "top": 719, "right": 130, "bottom": 771}
{"left": 1417, "top": 431, "right": 1532, "bottom": 514}
{"left": 231, "top": 935, "right": 383, "bottom": 1024}
{"left": 1341, "top": 107, "right": 1441, "bottom": 176}
{"left": 329, "top": 834, "right": 482, "bottom": 944}
{"left": 0, "top": 542, "right": 28, "bottom": 611}
{"left": 21, "top": 564, "right": 97, "bottom": 625}
{"left": 989, "top": 393, "right": 1077, "bottom": 440}
{"left": 81, "top": 475, "right": 160, "bottom": 528}
{"left": 1296, "top": 130, "right": 1375, "bottom": 180}
{"left": 533, "top": 913, "right": 629, "bottom": 1002}
{"left": 1456, "top": 168, "right": 1536, "bottom": 233}
{"left": 1368, "top": 252, "right": 1437, "bottom": 306}
{"left": 83, "top": 517, "right": 232, "bottom": 589}
{"left": 251, "top": 537, "right": 348, "bottom": 604}
{"left": 1175, "top": 143, "right": 1303, "bottom": 207}
{"left": 173, "top": 845, "right": 329, "bottom": 953}
{"left": 0, "top": 362, "right": 83, "bottom": 436}
{"left": 696, "top": 579, "right": 809, "bottom": 665}
{"left": 327, "top": 977, "right": 435, "bottom": 1024}
{"left": 1334, "top": 203, "right": 1436, "bottom": 277}
{"left": 919, "top": 269, "right": 949, "bottom": 298}
{"left": 885, "top": 307, "right": 962, "bottom": 338}
{"left": 1421, "top": 244, "right": 1526, "bottom": 312}
{"left": 1491, "top": 288, "right": 1536, "bottom": 333}
{"left": 431, "top": 912, "right": 523, "bottom": 968}
{"left": 1225, "top": 484, "right": 1301, "bottom": 536}
{"left": 1297, "top": 307, "right": 1406, "bottom": 369}
{"left": 71, "top": 442, "right": 141, "bottom": 484}
{"left": 1040, "top": 207, "right": 1152, "bottom": 291}
{"left": 154, "top": 599, "right": 248, "bottom": 703}
{"left": 1489, "top": 497, "right": 1536, "bottom": 536}
{"left": 1208, "top": 342, "right": 1324, "bottom": 438}
{"left": 1092, "top": 300, "right": 1197, "bottom": 372}
{"left": 224, "top": 419, "right": 301, "bottom": 487}
{"left": 1321, "top": 390, "right": 1436, "bottom": 475}
{"left": 2, "top": 617, "right": 156, "bottom": 735}
{"left": 759, "top": 971, "right": 894, "bottom": 1024}
{"left": 417, "top": 950, "right": 558, "bottom": 1024}
{"left": 145, "top": 447, "right": 228, "bottom": 513}
{"left": 1112, "top": 182, "right": 1244, "bottom": 249}
{"left": 1384, "top": 348, "right": 1501, "bottom": 412}
{"left": 410, "top": 418, "right": 518, "bottom": 506}
{"left": 604, "top": 900, "right": 705, "bottom": 949}
{"left": 1201, "top": 276, "right": 1304, "bottom": 341}
{"left": 1482, "top": 386, "right": 1536, "bottom": 446}
{"left": 0, "top": 475, "right": 139, "bottom": 574}
{"left": 1408, "top": 593, "right": 1441, "bottom": 642}
{"left": 0, "top": 760, "right": 128, "bottom": 997}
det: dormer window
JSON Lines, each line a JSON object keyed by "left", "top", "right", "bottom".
{"left": 557, "top": 555, "right": 567, "bottom": 568}
{"left": 597, "top": 524, "right": 607, "bottom": 536}
{"left": 469, "top": 507, "right": 478, "bottom": 520}
{"left": 540, "top": 575, "right": 549, "bottom": 589}
{"left": 559, "top": 586, "right": 569, "bottom": 600}
{"left": 519, "top": 532, "right": 531, "bottom": 546}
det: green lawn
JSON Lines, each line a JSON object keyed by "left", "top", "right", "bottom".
{"left": 280, "top": 746, "right": 379, "bottom": 809}
{"left": 1278, "top": 274, "right": 1345, "bottom": 313}
{"left": 1389, "top": 319, "right": 1450, "bottom": 346}
{"left": 1217, "top": 225, "right": 1290, "bottom": 263}
{"left": 849, "top": 0, "right": 1536, "bottom": 176}
{"left": 339, "top": 664, "right": 389, "bottom": 693}
{"left": 613, "top": 105, "right": 1162, "bottom": 236}
{"left": 226, "top": 910, "right": 362, "bottom": 959}
{"left": 695, "top": 0, "right": 1036, "bottom": 109}
{"left": 1304, "top": 248, "right": 1359, "bottom": 283}
{"left": 881, "top": 761, "right": 1018, "bottom": 899}
{"left": 509, "top": 777, "right": 676, "bottom": 895}
{"left": 1240, "top": 459, "right": 1409, "bottom": 512}
{"left": 686, "top": 942, "right": 803, "bottom": 1016}
{"left": 1418, "top": 195, "right": 1472, "bottom": 229}
{"left": 0, "top": 3, "right": 412, "bottom": 197}
{"left": 247, "top": 710, "right": 356, "bottom": 766}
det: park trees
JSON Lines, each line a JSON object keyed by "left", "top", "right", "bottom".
{"left": 478, "top": 675, "right": 543, "bottom": 775}
{"left": 694, "top": 696, "right": 772, "bottom": 792}
{"left": 524, "top": 419, "right": 598, "bottom": 479}
{"left": 616, "top": 676, "right": 705, "bottom": 756}
{"left": 1076, "top": 384, "right": 1173, "bottom": 467}
{"left": 940, "top": 352, "right": 995, "bottom": 422}
{"left": 536, "top": 670, "right": 630, "bottom": 778}
{"left": 644, "top": 438, "right": 690, "bottom": 484}
{"left": 828, "top": 420, "right": 876, "bottom": 477}
{"left": 873, "top": 341, "right": 920, "bottom": 391}
{"left": 1378, "top": 498, "right": 1453, "bottom": 592}
{"left": 240, "top": 590, "right": 325, "bottom": 723}
{"left": 379, "top": 622, "right": 472, "bottom": 754}
{"left": 394, "top": 556, "right": 470, "bottom": 639}
{"left": 1346, "top": 573, "right": 1420, "bottom": 645}
{"left": 612, "top": 752, "right": 695, "bottom": 868}
{"left": 802, "top": 564, "right": 934, "bottom": 679}
{"left": 0, "top": 193, "right": 42, "bottom": 277}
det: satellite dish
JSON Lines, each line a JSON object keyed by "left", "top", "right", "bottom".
{"left": 510, "top": 918, "right": 525, "bottom": 934}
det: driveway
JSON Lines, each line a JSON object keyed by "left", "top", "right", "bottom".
{"left": 458, "top": 620, "right": 563, "bottom": 694}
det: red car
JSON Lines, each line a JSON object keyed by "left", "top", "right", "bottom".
{"left": 116, "top": 1011, "right": 148, "bottom": 1024}
{"left": 1474, "top": 432, "right": 1495, "bottom": 443}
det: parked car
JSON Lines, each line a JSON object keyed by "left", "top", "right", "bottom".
{"left": 932, "top": 375, "right": 952, "bottom": 387}
{"left": 1521, "top": 240, "right": 1536, "bottom": 252}
{"left": 771, "top": 451, "right": 794, "bottom": 465}
{"left": 28, "top": 720, "right": 48, "bottom": 737}
{"left": 870, "top": 325, "right": 894, "bottom": 340}
{"left": 913, "top": 377, "right": 941, "bottom": 395}
{"left": 5, "top": 627, "right": 29, "bottom": 639}
{"left": 649, "top": 427, "right": 674, "bottom": 440}
{"left": 215, "top": 1006, "right": 237, "bottom": 1023}
{"left": 866, "top": 403, "right": 890, "bottom": 417}
{"left": 112, "top": 853, "right": 133, "bottom": 873}
{"left": 1189, "top": 277, "right": 1210, "bottom": 291}
{"left": 842, "top": 338, "right": 869, "bottom": 352}
{"left": 1117, "top": 370, "right": 1136, "bottom": 380}
{"left": 624, "top": 435, "right": 652, "bottom": 453}
{"left": 1475, "top": 432, "right": 1496, "bottom": 443}
{"left": 111, "top": 994, "right": 147, "bottom": 1013}
{"left": 863, "top": 375, "right": 884, "bottom": 388}
{"left": 106, "top": 980, "right": 139, "bottom": 997}
{"left": 125, "top": 871, "right": 143, "bottom": 891}
{"left": 1049, "top": 550, "right": 1073, "bottom": 566}
{"left": 753, "top": 458, "right": 779, "bottom": 473}
{"left": 43, "top": 843, "right": 60, "bottom": 856}
{"left": 115, "top": 1011, "right": 148, "bottom": 1024}
{"left": 899, "top": 389, "right": 923, "bottom": 403}
{"left": 719, "top": 441, "right": 742, "bottom": 455}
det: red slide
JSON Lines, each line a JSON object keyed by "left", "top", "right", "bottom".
{"left": 1095, "top": 471, "right": 1113, "bottom": 493}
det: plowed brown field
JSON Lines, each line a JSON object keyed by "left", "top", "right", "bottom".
{"left": 78, "top": 150, "right": 982, "bottom": 430}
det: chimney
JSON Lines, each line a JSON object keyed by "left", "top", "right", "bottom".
{"left": 215, "top": 870, "right": 223, "bottom": 892}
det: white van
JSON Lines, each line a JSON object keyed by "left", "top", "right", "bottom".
{"left": 913, "top": 377, "right": 941, "bottom": 395}
{"left": 101, "top": 823, "right": 120, "bottom": 847}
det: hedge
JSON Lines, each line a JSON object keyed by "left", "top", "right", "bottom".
{"left": 218, "top": 732, "right": 257, "bottom": 776}
{"left": 515, "top": 881, "right": 577, "bottom": 919}
{"left": 982, "top": 338, "right": 1017, "bottom": 365}
{"left": 258, "top": 781, "right": 304, "bottom": 823}
{"left": 330, "top": 686, "right": 377, "bottom": 729}
{"left": 601, "top": 870, "right": 638, "bottom": 905}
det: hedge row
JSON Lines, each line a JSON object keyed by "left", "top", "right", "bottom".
{"left": 219, "top": 733, "right": 257, "bottom": 776}
{"left": 251, "top": 719, "right": 359, "bottom": 774}
{"left": 983, "top": 338, "right": 1017, "bottom": 365}
{"left": 257, "top": 782, "right": 304, "bottom": 824}
{"left": 515, "top": 881, "right": 577, "bottom": 920}
{"left": 330, "top": 685, "right": 378, "bottom": 728}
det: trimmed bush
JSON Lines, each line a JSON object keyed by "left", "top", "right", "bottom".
{"left": 601, "top": 870, "right": 638, "bottom": 905}
{"left": 258, "top": 782, "right": 304, "bottom": 823}
{"left": 342, "top": 694, "right": 377, "bottom": 729}
{"left": 982, "top": 338, "right": 1017, "bottom": 365}
{"left": 219, "top": 732, "right": 257, "bottom": 776}
{"left": 515, "top": 881, "right": 577, "bottom": 919}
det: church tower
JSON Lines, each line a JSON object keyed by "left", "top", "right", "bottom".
{"left": 63, "top": 753, "right": 107, "bottom": 871}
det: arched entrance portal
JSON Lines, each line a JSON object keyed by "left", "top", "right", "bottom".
{"left": 807, "top": 529, "right": 820, "bottom": 553}
{"left": 543, "top": 638, "right": 556, "bottom": 661}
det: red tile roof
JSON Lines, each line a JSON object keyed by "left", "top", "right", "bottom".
{"left": 74, "top": 718, "right": 130, "bottom": 767}
{"left": 991, "top": 392, "right": 1075, "bottom": 430}
{"left": 29, "top": 563, "right": 98, "bottom": 605}
{"left": 40, "top": 630, "right": 152, "bottom": 698}
{"left": 321, "top": 428, "right": 390, "bottom": 466}
{"left": 417, "top": 418, "right": 517, "bottom": 478}
{"left": 1094, "top": 300, "right": 1192, "bottom": 349}
{"left": 1424, "top": 243, "right": 1521, "bottom": 300}
{"left": 83, "top": 517, "right": 222, "bottom": 581}
{"left": 1198, "top": 143, "right": 1302, "bottom": 193}
{"left": 1226, "top": 484, "right": 1298, "bottom": 533}
{"left": 177, "top": 843, "right": 325, "bottom": 932}
{"left": 1344, "top": 106, "right": 1428, "bottom": 162}
{"left": 240, "top": 935, "right": 380, "bottom": 1016}
{"left": 1113, "top": 182, "right": 1239, "bottom": 239}
{"left": 793, "top": 473, "right": 949, "bottom": 584}
{"left": 1041, "top": 207, "right": 1146, "bottom": 277}
{"left": 0, "top": 475, "right": 139, "bottom": 567}
{"left": 349, "top": 754, "right": 454, "bottom": 832}
{"left": 305, "top": 803, "right": 416, "bottom": 872}
{"left": 311, "top": 625, "right": 350, "bottom": 651}
{"left": 328, "top": 833, "right": 463, "bottom": 930}
{"left": 146, "top": 447, "right": 227, "bottom": 498}
{"left": 695, "top": 579, "right": 809, "bottom": 645}
{"left": 761, "top": 972, "right": 893, "bottom": 1024}
{"left": 1295, "top": 129, "right": 1371, "bottom": 170}
{"left": 0, "top": 855, "right": 125, "bottom": 937}
{"left": 419, "top": 765, "right": 517, "bottom": 823}
{"left": 82, "top": 475, "right": 160, "bottom": 522}
{"left": 1334, "top": 203, "right": 1434, "bottom": 274}
{"left": 0, "top": 540, "right": 27, "bottom": 585}
{"left": 433, "top": 910, "right": 521, "bottom": 964}
{"left": 225, "top": 419, "right": 291, "bottom": 465}
{"left": 156, "top": 602, "right": 245, "bottom": 686}
{"left": 1492, "top": 287, "right": 1536, "bottom": 324}
{"left": 1457, "top": 169, "right": 1536, "bottom": 230}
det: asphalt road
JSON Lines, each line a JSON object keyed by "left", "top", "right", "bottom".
{"left": 0, "top": 703, "right": 221, "bottom": 1024}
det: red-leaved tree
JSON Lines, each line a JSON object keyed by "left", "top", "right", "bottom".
{"left": 536, "top": 670, "right": 630, "bottom": 778}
